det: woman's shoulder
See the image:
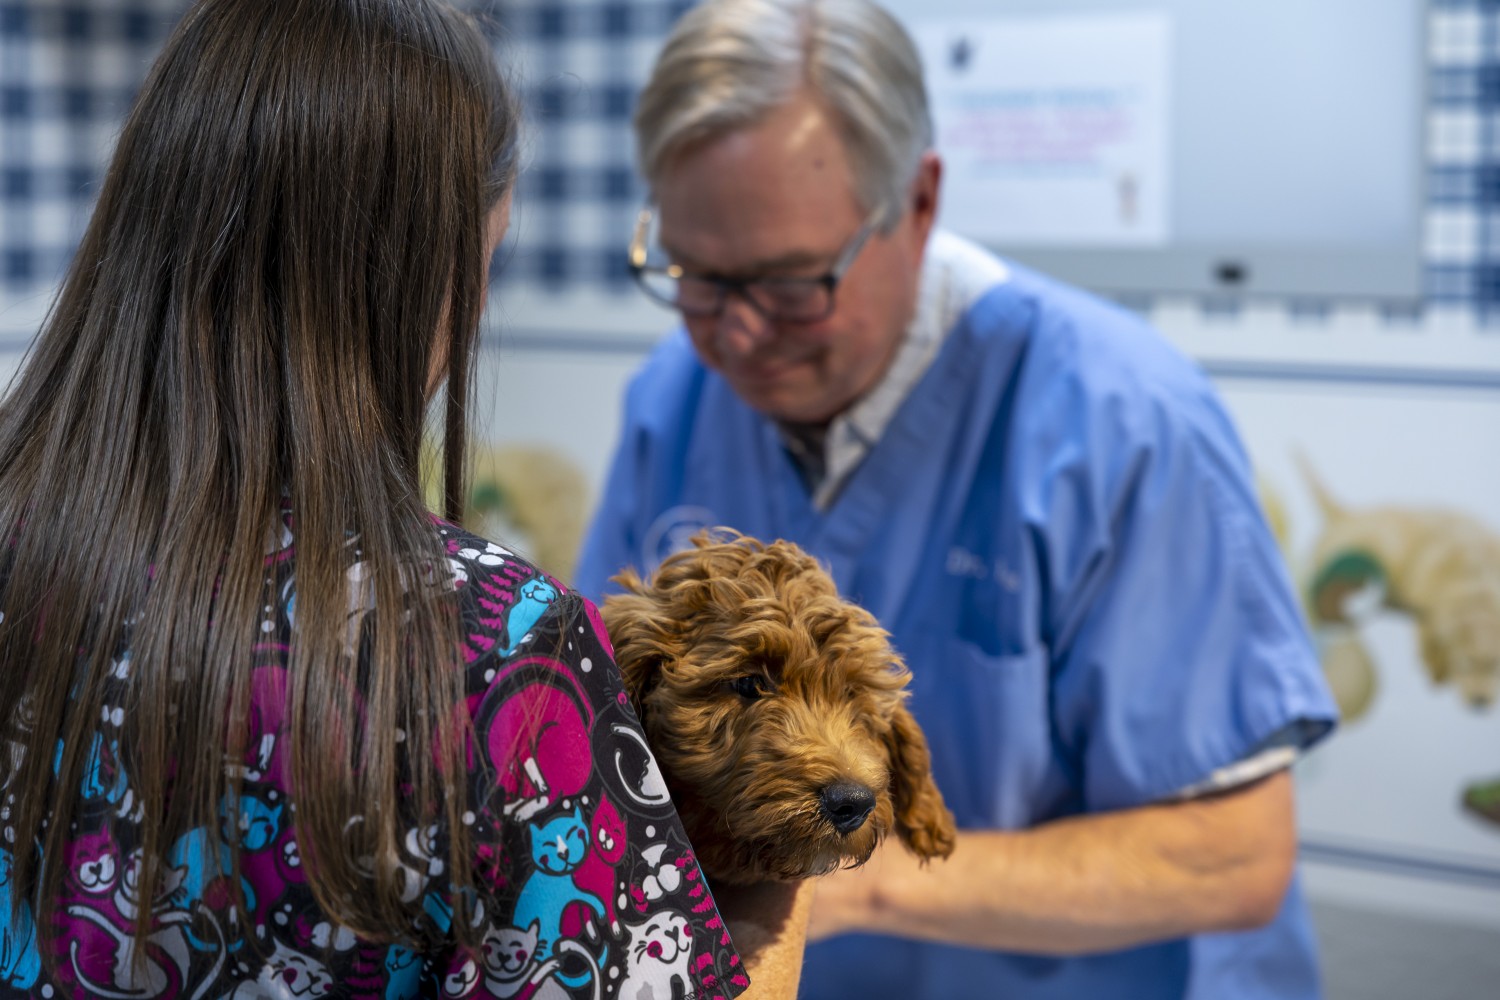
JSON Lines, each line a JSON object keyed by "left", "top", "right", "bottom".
{"left": 434, "top": 518, "right": 564, "bottom": 594}
{"left": 432, "top": 518, "right": 604, "bottom": 677}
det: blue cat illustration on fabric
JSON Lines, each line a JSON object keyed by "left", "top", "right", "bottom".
{"left": 166, "top": 795, "right": 282, "bottom": 950}
{"left": 500, "top": 577, "right": 559, "bottom": 655}
{"left": 80, "top": 732, "right": 129, "bottom": 804}
{"left": 0, "top": 847, "right": 41, "bottom": 989}
{"left": 52, "top": 732, "right": 129, "bottom": 805}
{"left": 383, "top": 945, "right": 421, "bottom": 1000}
{"left": 513, "top": 806, "right": 605, "bottom": 987}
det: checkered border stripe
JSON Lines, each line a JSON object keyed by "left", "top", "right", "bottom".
{"left": 3, "top": 0, "right": 1498, "bottom": 325}
{"left": 1425, "top": 0, "right": 1500, "bottom": 315}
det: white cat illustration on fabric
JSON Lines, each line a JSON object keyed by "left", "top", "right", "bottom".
{"left": 476, "top": 920, "right": 586, "bottom": 1000}
{"left": 617, "top": 910, "right": 694, "bottom": 1000}
{"left": 226, "top": 940, "right": 332, "bottom": 998}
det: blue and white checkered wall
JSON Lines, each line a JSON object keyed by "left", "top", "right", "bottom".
{"left": 0, "top": 2, "right": 182, "bottom": 298}
{"left": 1427, "top": 0, "right": 1500, "bottom": 311}
{"left": 2, "top": 0, "right": 1498, "bottom": 337}
{"left": 495, "top": 1, "right": 694, "bottom": 288}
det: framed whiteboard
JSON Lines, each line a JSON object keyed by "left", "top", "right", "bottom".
{"left": 889, "top": 0, "right": 1428, "bottom": 302}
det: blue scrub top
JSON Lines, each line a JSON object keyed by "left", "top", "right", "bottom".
{"left": 577, "top": 262, "right": 1338, "bottom": 1000}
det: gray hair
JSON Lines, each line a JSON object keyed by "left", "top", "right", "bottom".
{"left": 634, "top": 0, "right": 932, "bottom": 231}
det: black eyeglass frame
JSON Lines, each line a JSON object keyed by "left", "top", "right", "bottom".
{"left": 626, "top": 204, "right": 881, "bottom": 323}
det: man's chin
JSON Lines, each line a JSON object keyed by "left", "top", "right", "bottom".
{"left": 733, "top": 382, "right": 842, "bottom": 425}
{"left": 752, "top": 400, "right": 839, "bottom": 426}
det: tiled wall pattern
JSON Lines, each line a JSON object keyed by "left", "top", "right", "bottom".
{"left": 495, "top": 1, "right": 692, "bottom": 288}
{"left": 1425, "top": 0, "right": 1500, "bottom": 316}
{"left": 0, "top": 1, "right": 184, "bottom": 299}
{"left": 1, "top": 0, "right": 1496, "bottom": 339}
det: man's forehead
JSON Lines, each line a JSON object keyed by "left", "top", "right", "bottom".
{"left": 654, "top": 215, "right": 843, "bottom": 276}
{"left": 671, "top": 96, "right": 845, "bottom": 176}
{"left": 655, "top": 97, "right": 859, "bottom": 211}
{"left": 653, "top": 143, "right": 865, "bottom": 272}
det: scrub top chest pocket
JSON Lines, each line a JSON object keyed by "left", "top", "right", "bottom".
{"left": 899, "top": 629, "right": 1079, "bottom": 832}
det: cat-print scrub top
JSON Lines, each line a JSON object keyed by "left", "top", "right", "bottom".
{"left": 0, "top": 520, "right": 746, "bottom": 1000}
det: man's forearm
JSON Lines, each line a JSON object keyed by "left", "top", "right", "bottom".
{"left": 817, "top": 770, "right": 1297, "bottom": 955}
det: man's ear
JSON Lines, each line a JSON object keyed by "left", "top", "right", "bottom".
{"left": 888, "top": 150, "right": 942, "bottom": 277}
{"left": 906, "top": 150, "right": 942, "bottom": 250}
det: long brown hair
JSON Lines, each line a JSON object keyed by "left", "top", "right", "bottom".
{"left": 0, "top": 0, "right": 520, "bottom": 952}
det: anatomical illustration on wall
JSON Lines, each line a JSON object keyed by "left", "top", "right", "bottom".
{"left": 1262, "top": 453, "right": 1500, "bottom": 838}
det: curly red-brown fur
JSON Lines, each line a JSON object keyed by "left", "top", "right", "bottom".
{"left": 601, "top": 531, "right": 956, "bottom": 884}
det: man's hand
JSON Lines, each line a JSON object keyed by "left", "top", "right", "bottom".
{"left": 807, "top": 842, "right": 887, "bottom": 942}
{"left": 809, "top": 769, "right": 1298, "bottom": 955}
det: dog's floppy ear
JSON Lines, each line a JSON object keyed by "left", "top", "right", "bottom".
{"left": 885, "top": 697, "right": 958, "bottom": 863}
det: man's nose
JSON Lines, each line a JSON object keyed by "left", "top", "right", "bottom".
{"left": 713, "top": 290, "right": 775, "bottom": 357}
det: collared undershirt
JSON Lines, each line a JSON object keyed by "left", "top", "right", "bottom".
{"left": 777, "top": 230, "right": 1006, "bottom": 511}
{"left": 775, "top": 230, "right": 1301, "bottom": 800}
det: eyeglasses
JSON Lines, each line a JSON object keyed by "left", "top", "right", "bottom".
{"left": 627, "top": 204, "right": 880, "bottom": 323}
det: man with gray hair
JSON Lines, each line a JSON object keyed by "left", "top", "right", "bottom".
{"left": 577, "top": 1, "right": 1339, "bottom": 997}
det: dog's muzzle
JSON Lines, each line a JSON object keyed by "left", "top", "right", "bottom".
{"left": 819, "top": 781, "right": 876, "bottom": 835}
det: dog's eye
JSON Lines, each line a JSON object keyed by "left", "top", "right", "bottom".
{"left": 727, "top": 675, "right": 770, "bottom": 700}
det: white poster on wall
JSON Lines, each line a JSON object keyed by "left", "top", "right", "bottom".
{"left": 913, "top": 12, "right": 1172, "bottom": 246}
{"left": 1220, "top": 375, "right": 1500, "bottom": 927}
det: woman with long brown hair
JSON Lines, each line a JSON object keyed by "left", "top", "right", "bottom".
{"left": 0, "top": 1, "right": 806, "bottom": 996}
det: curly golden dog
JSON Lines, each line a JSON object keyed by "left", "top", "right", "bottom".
{"left": 601, "top": 533, "right": 956, "bottom": 885}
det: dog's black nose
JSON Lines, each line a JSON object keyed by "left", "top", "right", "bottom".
{"left": 819, "top": 781, "right": 876, "bottom": 835}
